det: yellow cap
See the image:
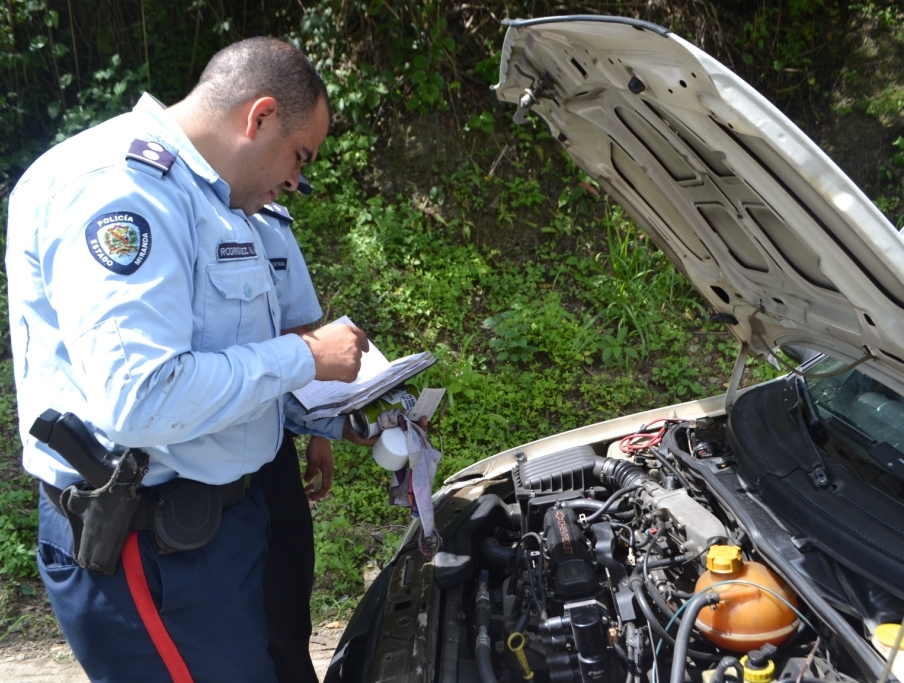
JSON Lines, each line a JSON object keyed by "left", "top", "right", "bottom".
{"left": 706, "top": 545, "right": 744, "bottom": 574}
{"left": 875, "top": 624, "right": 904, "bottom": 649}
{"left": 740, "top": 655, "right": 775, "bottom": 683}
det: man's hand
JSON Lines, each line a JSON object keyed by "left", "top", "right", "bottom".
{"left": 299, "top": 324, "right": 369, "bottom": 382}
{"left": 341, "top": 417, "right": 380, "bottom": 447}
{"left": 303, "top": 436, "right": 334, "bottom": 501}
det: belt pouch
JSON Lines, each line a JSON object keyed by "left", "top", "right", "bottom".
{"left": 59, "top": 449, "right": 149, "bottom": 575}
{"left": 150, "top": 479, "right": 222, "bottom": 554}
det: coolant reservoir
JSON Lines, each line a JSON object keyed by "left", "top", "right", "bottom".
{"left": 694, "top": 546, "right": 799, "bottom": 651}
{"left": 871, "top": 622, "right": 904, "bottom": 683}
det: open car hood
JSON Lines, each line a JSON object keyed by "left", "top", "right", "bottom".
{"left": 495, "top": 16, "right": 904, "bottom": 388}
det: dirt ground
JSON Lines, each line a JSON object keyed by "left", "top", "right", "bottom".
{"left": 0, "top": 620, "right": 344, "bottom": 682}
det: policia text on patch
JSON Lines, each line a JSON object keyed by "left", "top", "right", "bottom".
{"left": 30, "top": 409, "right": 248, "bottom": 575}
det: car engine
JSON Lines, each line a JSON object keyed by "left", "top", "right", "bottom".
{"left": 425, "top": 416, "right": 885, "bottom": 683}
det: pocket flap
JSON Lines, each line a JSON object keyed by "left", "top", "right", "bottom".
{"left": 207, "top": 261, "right": 272, "bottom": 301}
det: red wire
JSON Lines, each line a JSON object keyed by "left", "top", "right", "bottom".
{"left": 619, "top": 418, "right": 678, "bottom": 454}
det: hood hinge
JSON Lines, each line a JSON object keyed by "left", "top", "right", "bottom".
{"left": 514, "top": 87, "right": 539, "bottom": 124}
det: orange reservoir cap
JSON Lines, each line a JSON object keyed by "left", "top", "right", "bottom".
{"left": 694, "top": 546, "right": 799, "bottom": 652}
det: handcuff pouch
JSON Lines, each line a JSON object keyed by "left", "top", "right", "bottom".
{"left": 150, "top": 478, "right": 222, "bottom": 554}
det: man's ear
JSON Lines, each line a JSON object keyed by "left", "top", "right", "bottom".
{"left": 244, "top": 97, "right": 278, "bottom": 139}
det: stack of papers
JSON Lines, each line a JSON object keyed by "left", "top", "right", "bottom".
{"left": 293, "top": 317, "right": 436, "bottom": 421}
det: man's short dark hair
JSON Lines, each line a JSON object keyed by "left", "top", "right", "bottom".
{"left": 196, "top": 37, "right": 329, "bottom": 135}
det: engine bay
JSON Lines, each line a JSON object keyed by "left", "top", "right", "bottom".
{"left": 424, "top": 414, "right": 895, "bottom": 683}
{"left": 333, "top": 379, "right": 904, "bottom": 683}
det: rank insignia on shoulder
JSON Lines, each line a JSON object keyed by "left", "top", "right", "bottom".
{"left": 126, "top": 139, "right": 176, "bottom": 174}
{"left": 85, "top": 212, "right": 152, "bottom": 275}
{"left": 260, "top": 202, "right": 293, "bottom": 224}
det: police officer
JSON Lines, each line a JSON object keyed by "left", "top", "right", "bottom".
{"left": 6, "top": 38, "right": 364, "bottom": 681}
{"left": 252, "top": 197, "right": 374, "bottom": 681}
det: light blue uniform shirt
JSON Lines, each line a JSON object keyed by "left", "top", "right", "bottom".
{"left": 251, "top": 203, "right": 323, "bottom": 330}
{"left": 7, "top": 93, "right": 319, "bottom": 488}
{"left": 251, "top": 206, "right": 346, "bottom": 440}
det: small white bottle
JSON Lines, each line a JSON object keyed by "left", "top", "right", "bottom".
{"left": 372, "top": 427, "right": 409, "bottom": 470}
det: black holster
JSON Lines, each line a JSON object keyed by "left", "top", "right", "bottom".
{"left": 59, "top": 448, "right": 149, "bottom": 575}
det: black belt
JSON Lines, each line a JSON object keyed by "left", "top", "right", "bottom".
{"left": 42, "top": 475, "right": 251, "bottom": 531}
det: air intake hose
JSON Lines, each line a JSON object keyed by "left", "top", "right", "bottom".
{"left": 596, "top": 458, "right": 654, "bottom": 489}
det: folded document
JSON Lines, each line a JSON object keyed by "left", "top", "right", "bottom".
{"left": 293, "top": 316, "right": 436, "bottom": 422}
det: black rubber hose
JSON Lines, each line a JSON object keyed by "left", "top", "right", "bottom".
{"left": 514, "top": 601, "right": 533, "bottom": 634}
{"left": 655, "top": 443, "right": 693, "bottom": 491}
{"left": 670, "top": 591, "right": 722, "bottom": 683}
{"left": 482, "top": 537, "right": 515, "bottom": 568}
{"left": 627, "top": 576, "right": 722, "bottom": 662}
{"left": 711, "top": 656, "right": 742, "bottom": 683}
{"left": 645, "top": 578, "right": 677, "bottom": 619}
{"left": 475, "top": 573, "right": 498, "bottom": 683}
{"left": 560, "top": 485, "right": 641, "bottom": 523}
{"left": 476, "top": 634, "right": 496, "bottom": 683}
{"left": 661, "top": 422, "right": 694, "bottom": 460}
{"left": 647, "top": 557, "right": 691, "bottom": 571}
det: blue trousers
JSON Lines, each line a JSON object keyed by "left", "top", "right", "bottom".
{"left": 37, "top": 477, "right": 278, "bottom": 683}
{"left": 259, "top": 432, "right": 317, "bottom": 682}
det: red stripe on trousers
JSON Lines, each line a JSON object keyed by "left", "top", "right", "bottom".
{"left": 122, "top": 531, "right": 194, "bottom": 683}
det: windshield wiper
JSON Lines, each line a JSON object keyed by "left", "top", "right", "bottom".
{"left": 820, "top": 412, "right": 904, "bottom": 484}
{"left": 824, "top": 412, "right": 874, "bottom": 449}
{"left": 867, "top": 442, "right": 904, "bottom": 482}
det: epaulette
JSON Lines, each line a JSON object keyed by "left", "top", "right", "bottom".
{"left": 126, "top": 139, "right": 177, "bottom": 176}
{"left": 260, "top": 202, "right": 293, "bottom": 224}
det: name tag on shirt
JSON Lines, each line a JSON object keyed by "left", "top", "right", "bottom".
{"left": 218, "top": 242, "right": 257, "bottom": 261}
{"left": 268, "top": 258, "right": 288, "bottom": 271}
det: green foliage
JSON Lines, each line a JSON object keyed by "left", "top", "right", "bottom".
{"left": 0, "top": 477, "right": 38, "bottom": 579}
{"left": 0, "top": 361, "right": 33, "bottom": 580}
{"left": 48, "top": 56, "right": 147, "bottom": 144}
{"left": 724, "top": 0, "right": 859, "bottom": 127}
{"left": 0, "top": 0, "right": 896, "bottom": 628}
{"left": 394, "top": 17, "right": 458, "bottom": 113}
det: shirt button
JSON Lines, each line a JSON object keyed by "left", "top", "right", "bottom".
{"left": 276, "top": 290, "right": 283, "bottom": 299}
{"left": 244, "top": 284, "right": 253, "bottom": 297}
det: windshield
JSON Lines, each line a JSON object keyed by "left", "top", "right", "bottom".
{"left": 804, "top": 358, "right": 904, "bottom": 485}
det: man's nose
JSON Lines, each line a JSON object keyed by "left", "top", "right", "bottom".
{"left": 283, "top": 174, "right": 299, "bottom": 192}
{"left": 283, "top": 174, "right": 312, "bottom": 194}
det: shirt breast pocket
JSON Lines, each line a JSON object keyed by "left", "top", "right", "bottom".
{"left": 202, "top": 261, "right": 274, "bottom": 351}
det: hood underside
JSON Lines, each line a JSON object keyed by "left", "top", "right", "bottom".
{"left": 495, "top": 16, "right": 904, "bottom": 390}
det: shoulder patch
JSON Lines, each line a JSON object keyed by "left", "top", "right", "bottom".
{"left": 260, "top": 202, "right": 293, "bottom": 224}
{"left": 85, "top": 212, "right": 152, "bottom": 275}
{"left": 126, "top": 139, "right": 176, "bottom": 174}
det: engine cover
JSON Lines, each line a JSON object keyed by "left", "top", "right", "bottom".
{"left": 544, "top": 506, "right": 598, "bottom": 602}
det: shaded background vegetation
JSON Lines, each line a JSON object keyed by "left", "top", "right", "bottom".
{"left": 1, "top": 0, "right": 903, "bottom": 634}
